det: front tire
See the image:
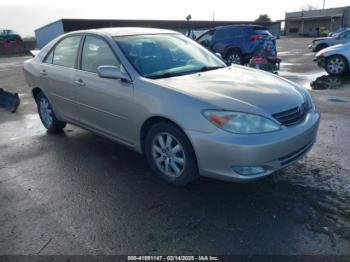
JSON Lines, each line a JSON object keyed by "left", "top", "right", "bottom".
{"left": 315, "top": 43, "right": 328, "bottom": 52}
{"left": 325, "top": 55, "right": 348, "bottom": 76}
{"left": 145, "top": 122, "right": 198, "bottom": 186}
{"left": 36, "top": 92, "right": 66, "bottom": 133}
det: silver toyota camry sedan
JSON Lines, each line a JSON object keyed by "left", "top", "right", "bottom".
{"left": 23, "top": 27, "right": 320, "bottom": 186}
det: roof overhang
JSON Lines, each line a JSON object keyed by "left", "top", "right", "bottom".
{"left": 286, "top": 15, "right": 342, "bottom": 21}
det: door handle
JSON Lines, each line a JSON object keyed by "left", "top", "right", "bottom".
{"left": 39, "top": 70, "right": 47, "bottom": 76}
{"left": 74, "top": 79, "right": 85, "bottom": 86}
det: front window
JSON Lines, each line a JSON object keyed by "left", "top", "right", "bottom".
{"left": 196, "top": 30, "right": 215, "bottom": 47}
{"left": 339, "top": 30, "right": 350, "bottom": 39}
{"left": 115, "top": 34, "right": 225, "bottom": 79}
{"left": 81, "top": 36, "right": 120, "bottom": 73}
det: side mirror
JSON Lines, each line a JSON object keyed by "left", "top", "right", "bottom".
{"left": 97, "top": 65, "right": 131, "bottom": 82}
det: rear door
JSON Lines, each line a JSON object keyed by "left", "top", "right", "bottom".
{"left": 39, "top": 35, "right": 82, "bottom": 121}
{"left": 74, "top": 35, "right": 134, "bottom": 145}
{"left": 213, "top": 27, "right": 244, "bottom": 54}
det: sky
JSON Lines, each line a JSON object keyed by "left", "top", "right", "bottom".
{"left": 0, "top": 0, "right": 350, "bottom": 37}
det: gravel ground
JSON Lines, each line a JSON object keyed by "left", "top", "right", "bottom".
{"left": 0, "top": 37, "right": 350, "bottom": 256}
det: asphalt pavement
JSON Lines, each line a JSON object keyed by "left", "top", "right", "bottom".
{"left": 0, "top": 37, "right": 350, "bottom": 256}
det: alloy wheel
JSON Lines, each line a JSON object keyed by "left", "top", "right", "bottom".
{"left": 327, "top": 57, "right": 346, "bottom": 75}
{"left": 228, "top": 53, "right": 241, "bottom": 65}
{"left": 39, "top": 97, "right": 53, "bottom": 127}
{"left": 151, "top": 132, "right": 186, "bottom": 178}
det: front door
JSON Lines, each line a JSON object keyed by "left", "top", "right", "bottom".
{"left": 74, "top": 35, "right": 134, "bottom": 145}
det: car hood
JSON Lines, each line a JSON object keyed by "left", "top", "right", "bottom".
{"left": 317, "top": 43, "right": 348, "bottom": 56}
{"left": 154, "top": 66, "right": 305, "bottom": 116}
{"left": 313, "top": 37, "right": 332, "bottom": 42}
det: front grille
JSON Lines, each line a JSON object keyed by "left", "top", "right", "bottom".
{"left": 272, "top": 103, "right": 307, "bottom": 126}
{"left": 279, "top": 140, "right": 315, "bottom": 166}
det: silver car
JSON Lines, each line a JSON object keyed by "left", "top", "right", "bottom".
{"left": 309, "top": 29, "right": 350, "bottom": 52}
{"left": 314, "top": 42, "right": 350, "bottom": 75}
{"left": 23, "top": 28, "right": 320, "bottom": 186}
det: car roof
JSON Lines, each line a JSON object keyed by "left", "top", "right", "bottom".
{"left": 69, "top": 27, "right": 179, "bottom": 37}
{"left": 216, "top": 24, "right": 266, "bottom": 30}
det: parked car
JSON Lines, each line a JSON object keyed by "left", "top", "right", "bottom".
{"left": 23, "top": 28, "right": 320, "bottom": 186}
{"left": 314, "top": 42, "right": 350, "bottom": 75}
{"left": 195, "top": 25, "right": 277, "bottom": 65}
{"left": 309, "top": 29, "right": 350, "bottom": 52}
{"left": 328, "top": 27, "right": 348, "bottom": 37}
{"left": 0, "top": 29, "right": 22, "bottom": 42}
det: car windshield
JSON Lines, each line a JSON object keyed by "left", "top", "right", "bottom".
{"left": 114, "top": 34, "right": 226, "bottom": 79}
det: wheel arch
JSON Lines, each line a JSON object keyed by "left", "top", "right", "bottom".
{"left": 31, "top": 87, "right": 63, "bottom": 121}
{"left": 223, "top": 46, "right": 242, "bottom": 59}
{"left": 327, "top": 54, "right": 349, "bottom": 64}
{"left": 139, "top": 116, "right": 199, "bottom": 168}
{"left": 32, "top": 87, "right": 43, "bottom": 101}
{"left": 316, "top": 42, "right": 329, "bottom": 51}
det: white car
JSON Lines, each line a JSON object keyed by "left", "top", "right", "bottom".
{"left": 314, "top": 42, "right": 350, "bottom": 75}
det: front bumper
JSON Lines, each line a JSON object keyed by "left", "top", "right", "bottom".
{"left": 187, "top": 109, "right": 321, "bottom": 182}
{"left": 314, "top": 56, "right": 326, "bottom": 68}
{"left": 309, "top": 43, "right": 317, "bottom": 52}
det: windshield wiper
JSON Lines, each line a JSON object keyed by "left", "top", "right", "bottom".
{"left": 147, "top": 66, "right": 225, "bottom": 79}
{"left": 197, "top": 66, "right": 226, "bottom": 73}
{"left": 148, "top": 72, "right": 184, "bottom": 79}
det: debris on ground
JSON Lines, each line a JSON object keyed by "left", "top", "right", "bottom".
{"left": 0, "top": 88, "right": 20, "bottom": 112}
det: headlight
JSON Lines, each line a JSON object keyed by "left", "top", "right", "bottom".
{"left": 304, "top": 91, "right": 314, "bottom": 111}
{"left": 298, "top": 87, "right": 314, "bottom": 111}
{"left": 202, "top": 110, "right": 281, "bottom": 134}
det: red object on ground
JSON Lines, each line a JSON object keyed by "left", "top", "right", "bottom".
{"left": 250, "top": 56, "right": 268, "bottom": 65}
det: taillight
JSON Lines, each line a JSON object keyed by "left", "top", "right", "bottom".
{"left": 250, "top": 34, "right": 262, "bottom": 41}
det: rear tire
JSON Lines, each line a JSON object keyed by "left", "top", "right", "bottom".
{"left": 226, "top": 49, "right": 243, "bottom": 65}
{"left": 36, "top": 92, "right": 66, "bottom": 133}
{"left": 325, "top": 55, "right": 348, "bottom": 76}
{"left": 145, "top": 122, "right": 198, "bottom": 186}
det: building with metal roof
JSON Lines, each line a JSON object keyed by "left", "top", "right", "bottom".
{"left": 285, "top": 6, "right": 350, "bottom": 36}
{"left": 34, "top": 18, "right": 281, "bottom": 48}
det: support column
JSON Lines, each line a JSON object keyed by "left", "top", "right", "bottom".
{"left": 301, "top": 20, "right": 304, "bottom": 35}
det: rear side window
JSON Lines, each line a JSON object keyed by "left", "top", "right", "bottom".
{"left": 215, "top": 29, "right": 233, "bottom": 40}
{"left": 81, "top": 36, "right": 120, "bottom": 73}
{"left": 52, "top": 36, "right": 81, "bottom": 68}
{"left": 216, "top": 27, "right": 244, "bottom": 40}
{"left": 253, "top": 29, "right": 273, "bottom": 37}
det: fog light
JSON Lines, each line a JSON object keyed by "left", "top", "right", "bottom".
{"left": 232, "top": 166, "right": 266, "bottom": 176}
